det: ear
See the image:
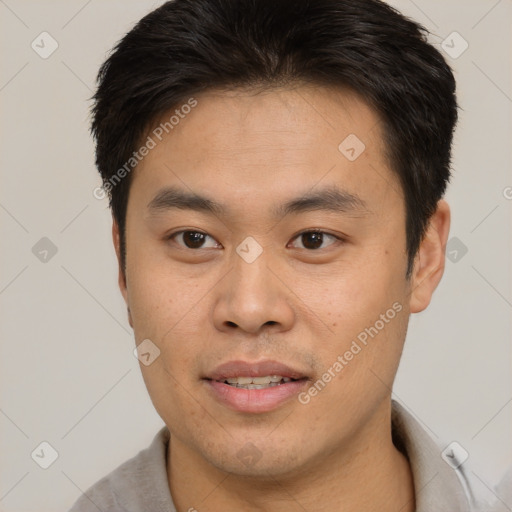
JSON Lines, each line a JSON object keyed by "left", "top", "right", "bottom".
{"left": 112, "top": 217, "right": 133, "bottom": 328}
{"left": 409, "top": 199, "right": 451, "bottom": 313}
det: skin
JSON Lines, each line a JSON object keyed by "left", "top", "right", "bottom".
{"left": 112, "top": 83, "right": 450, "bottom": 512}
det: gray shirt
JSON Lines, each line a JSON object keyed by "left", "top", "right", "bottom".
{"left": 67, "top": 401, "right": 495, "bottom": 512}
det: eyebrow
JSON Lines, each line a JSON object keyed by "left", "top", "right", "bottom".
{"left": 147, "top": 185, "right": 371, "bottom": 218}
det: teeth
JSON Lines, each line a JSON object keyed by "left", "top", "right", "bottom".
{"left": 252, "top": 376, "right": 273, "bottom": 384}
{"left": 223, "top": 375, "right": 293, "bottom": 386}
{"left": 226, "top": 377, "right": 252, "bottom": 385}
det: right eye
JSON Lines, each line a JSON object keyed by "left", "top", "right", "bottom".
{"left": 166, "top": 230, "right": 221, "bottom": 250}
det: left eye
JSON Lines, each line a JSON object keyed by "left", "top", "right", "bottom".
{"left": 288, "top": 231, "right": 341, "bottom": 250}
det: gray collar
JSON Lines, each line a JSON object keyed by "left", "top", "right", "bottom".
{"left": 391, "top": 400, "right": 474, "bottom": 511}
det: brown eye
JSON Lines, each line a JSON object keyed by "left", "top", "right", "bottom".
{"left": 290, "top": 231, "right": 340, "bottom": 250}
{"left": 168, "top": 230, "right": 219, "bottom": 249}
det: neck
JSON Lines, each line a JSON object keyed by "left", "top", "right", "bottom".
{"left": 168, "top": 400, "right": 415, "bottom": 512}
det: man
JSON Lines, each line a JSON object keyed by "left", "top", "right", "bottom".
{"left": 69, "top": 0, "right": 493, "bottom": 510}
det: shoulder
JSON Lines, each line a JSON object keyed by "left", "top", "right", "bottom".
{"left": 67, "top": 472, "right": 123, "bottom": 512}
{"left": 67, "top": 426, "right": 173, "bottom": 512}
{"left": 391, "top": 400, "right": 477, "bottom": 511}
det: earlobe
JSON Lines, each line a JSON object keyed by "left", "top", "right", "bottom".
{"left": 409, "top": 200, "right": 451, "bottom": 313}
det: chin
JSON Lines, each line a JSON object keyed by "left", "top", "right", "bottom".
{"left": 202, "top": 441, "right": 306, "bottom": 479}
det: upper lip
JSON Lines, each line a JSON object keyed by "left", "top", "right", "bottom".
{"left": 205, "top": 360, "right": 308, "bottom": 381}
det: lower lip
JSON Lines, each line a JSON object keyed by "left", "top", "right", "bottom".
{"left": 204, "top": 379, "right": 308, "bottom": 413}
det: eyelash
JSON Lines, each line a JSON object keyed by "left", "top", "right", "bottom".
{"left": 165, "top": 229, "right": 345, "bottom": 251}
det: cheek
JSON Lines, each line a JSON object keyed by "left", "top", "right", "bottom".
{"left": 138, "top": 358, "right": 207, "bottom": 445}
{"left": 125, "top": 244, "right": 201, "bottom": 340}
{"left": 125, "top": 248, "right": 213, "bottom": 381}
{"left": 290, "top": 254, "right": 408, "bottom": 390}
{"left": 128, "top": 278, "right": 176, "bottom": 340}
{"left": 292, "top": 255, "right": 404, "bottom": 333}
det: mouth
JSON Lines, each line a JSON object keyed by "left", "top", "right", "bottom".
{"left": 208, "top": 375, "right": 303, "bottom": 389}
{"left": 203, "top": 360, "right": 310, "bottom": 413}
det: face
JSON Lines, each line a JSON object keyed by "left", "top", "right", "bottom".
{"left": 114, "top": 84, "right": 448, "bottom": 478}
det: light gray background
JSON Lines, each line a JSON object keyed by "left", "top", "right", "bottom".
{"left": 0, "top": 1, "right": 511, "bottom": 511}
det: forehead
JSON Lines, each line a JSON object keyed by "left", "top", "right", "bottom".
{"left": 131, "top": 84, "right": 402, "bottom": 216}
{"left": 148, "top": 84, "right": 383, "bottom": 159}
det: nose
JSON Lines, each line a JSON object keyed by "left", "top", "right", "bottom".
{"left": 212, "top": 245, "right": 295, "bottom": 335}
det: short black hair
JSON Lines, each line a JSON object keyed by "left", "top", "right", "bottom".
{"left": 91, "top": 0, "right": 458, "bottom": 278}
